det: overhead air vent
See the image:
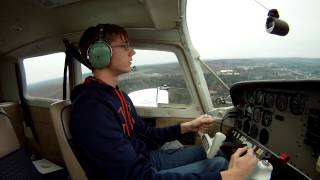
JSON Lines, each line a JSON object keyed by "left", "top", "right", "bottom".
{"left": 31, "top": 0, "right": 81, "bottom": 8}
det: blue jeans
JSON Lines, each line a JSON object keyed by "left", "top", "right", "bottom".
{"left": 149, "top": 145, "right": 228, "bottom": 175}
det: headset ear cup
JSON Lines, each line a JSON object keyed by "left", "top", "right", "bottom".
{"left": 87, "top": 41, "right": 112, "bottom": 69}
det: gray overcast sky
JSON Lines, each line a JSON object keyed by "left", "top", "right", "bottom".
{"left": 25, "top": 0, "right": 320, "bottom": 84}
{"left": 187, "top": 0, "right": 320, "bottom": 59}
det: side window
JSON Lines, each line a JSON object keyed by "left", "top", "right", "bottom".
{"left": 81, "top": 49, "right": 192, "bottom": 107}
{"left": 121, "top": 49, "right": 192, "bottom": 107}
{"left": 200, "top": 62, "right": 232, "bottom": 108}
{"left": 23, "top": 52, "right": 67, "bottom": 99}
{"left": 81, "top": 64, "right": 92, "bottom": 80}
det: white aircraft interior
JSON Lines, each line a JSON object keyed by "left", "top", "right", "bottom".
{"left": 0, "top": 0, "right": 320, "bottom": 179}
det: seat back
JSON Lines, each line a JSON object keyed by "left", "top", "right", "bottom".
{"left": 0, "top": 102, "right": 26, "bottom": 147}
{"left": 0, "top": 108, "right": 20, "bottom": 158}
{"left": 50, "top": 100, "right": 87, "bottom": 180}
{"left": 0, "top": 108, "right": 42, "bottom": 180}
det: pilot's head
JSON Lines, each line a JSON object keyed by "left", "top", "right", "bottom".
{"left": 79, "top": 24, "right": 135, "bottom": 73}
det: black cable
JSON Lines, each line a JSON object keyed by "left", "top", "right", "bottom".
{"left": 14, "top": 63, "right": 40, "bottom": 143}
{"left": 253, "top": 0, "right": 269, "bottom": 11}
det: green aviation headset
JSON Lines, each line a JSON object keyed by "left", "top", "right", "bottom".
{"left": 87, "top": 26, "right": 112, "bottom": 69}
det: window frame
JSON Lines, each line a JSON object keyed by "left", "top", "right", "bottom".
{"left": 126, "top": 43, "right": 202, "bottom": 118}
{"left": 18, "top": 52, "right": 69, "bottom": 107}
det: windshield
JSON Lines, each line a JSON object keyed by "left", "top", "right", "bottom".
{"left": 187, "top": 0, "right": 320, "bottom": 107}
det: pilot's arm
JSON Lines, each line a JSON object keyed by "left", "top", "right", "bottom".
{"left": 71, "top": 97, "right": 224, "bottom": 180}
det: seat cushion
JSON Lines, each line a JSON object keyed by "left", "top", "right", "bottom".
{"left": 0, "top": 148, "right": 43, "bottom": 180}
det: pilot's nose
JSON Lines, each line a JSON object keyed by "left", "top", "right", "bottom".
{"left": 130, "top": 49, "right": 136, "bottom": 56}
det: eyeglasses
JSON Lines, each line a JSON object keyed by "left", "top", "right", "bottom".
{"left": 111, "top": 43, "right": 131, "bottom": 50}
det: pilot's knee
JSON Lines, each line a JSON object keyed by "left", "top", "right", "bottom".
{"left": 207, "top": 156, "right": 229, "bottom": 172}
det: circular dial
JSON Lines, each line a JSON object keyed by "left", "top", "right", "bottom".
{"left": 290, "top": 93, "right": 306, "bottom": 115}
{"left": 255, "top": 90, "right": 264, "bottom": 105}
{"left": 276, "top": 94, "right": 288, "bottom": 111}
{"left": 262, "top": 111, "right": 272, "bottom": 127}
{"left": 264, "top": 92, "right": 275, "bottom": 108}
{"left": 253, "top": 107, "right": 261, "bottom": 123}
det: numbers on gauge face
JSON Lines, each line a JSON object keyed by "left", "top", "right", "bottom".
{"left": 290, "top": 93, "right": 306, "bottom": 115}
{"left": 255, "top": 90, "right": 264, "bottom": 105}
{"left": 262, "top": 111, "right": 272, "bottom": 127}
{"left": 276, "top": 93, "right": 288, "bottom": 111}
{"left": 264, "top": 92, "right": 274, "bottom": 108}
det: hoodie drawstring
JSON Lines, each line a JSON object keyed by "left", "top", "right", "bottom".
{"left": 114, "top": 88, "right": 134, "bottom": 137}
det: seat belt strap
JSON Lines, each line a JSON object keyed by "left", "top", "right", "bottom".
{"left": 14, "top": 63, "right": 40, "bottom": 143}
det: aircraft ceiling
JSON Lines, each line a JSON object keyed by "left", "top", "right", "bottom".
{"left": 0, "top": 0, "right": 180, "bottom": 57}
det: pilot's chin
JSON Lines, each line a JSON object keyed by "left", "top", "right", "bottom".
{"left": 123, "top": 68, "right": 132, "bottom": 73}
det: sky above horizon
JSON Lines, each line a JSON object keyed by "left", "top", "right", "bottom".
{"left": 187, "top": 0, "right": 320, "bottom": 59}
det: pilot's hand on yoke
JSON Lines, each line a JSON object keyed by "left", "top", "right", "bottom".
{"left": 180, "top": 114, "right": 214, "bottom": 134}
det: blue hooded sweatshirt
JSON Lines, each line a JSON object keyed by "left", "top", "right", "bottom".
{"left": 69, "top": 78, "right": 222, "bottom": 180}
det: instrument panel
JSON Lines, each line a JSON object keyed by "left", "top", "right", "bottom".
{"left": 229, "top": 80, "right": 320, "bottom": 179}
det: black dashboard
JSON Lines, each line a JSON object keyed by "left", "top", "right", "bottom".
{"left": 228, "top": 80, "right": 320, "bottom": 180}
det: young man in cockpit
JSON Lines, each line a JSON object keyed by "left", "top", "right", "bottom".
{"left": 70, "top": 23, "right": 258, "bottom": 180}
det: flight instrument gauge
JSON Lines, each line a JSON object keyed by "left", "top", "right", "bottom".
{"left": 264, "top": 92, "right": 275, "bottom": 108}
{"left": 290, "top": 93, "right": 306, "bottom": 115}
{"left": 255, "top": 90, "right": 264, "bottom": 105}
{"left": 246, "top": 91, "right": 255, "bottom": 104}
{"left": 262, "top": 111, "right": 272, "bottom": 127}
{"left": 253, "top": 107, "right": 261, "bottom": 123}
{"left": 276, "top": 93, "right": 288, "bottom": 111}
{"left": 244, "top": 104, "right": 253, "bottom": 118}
